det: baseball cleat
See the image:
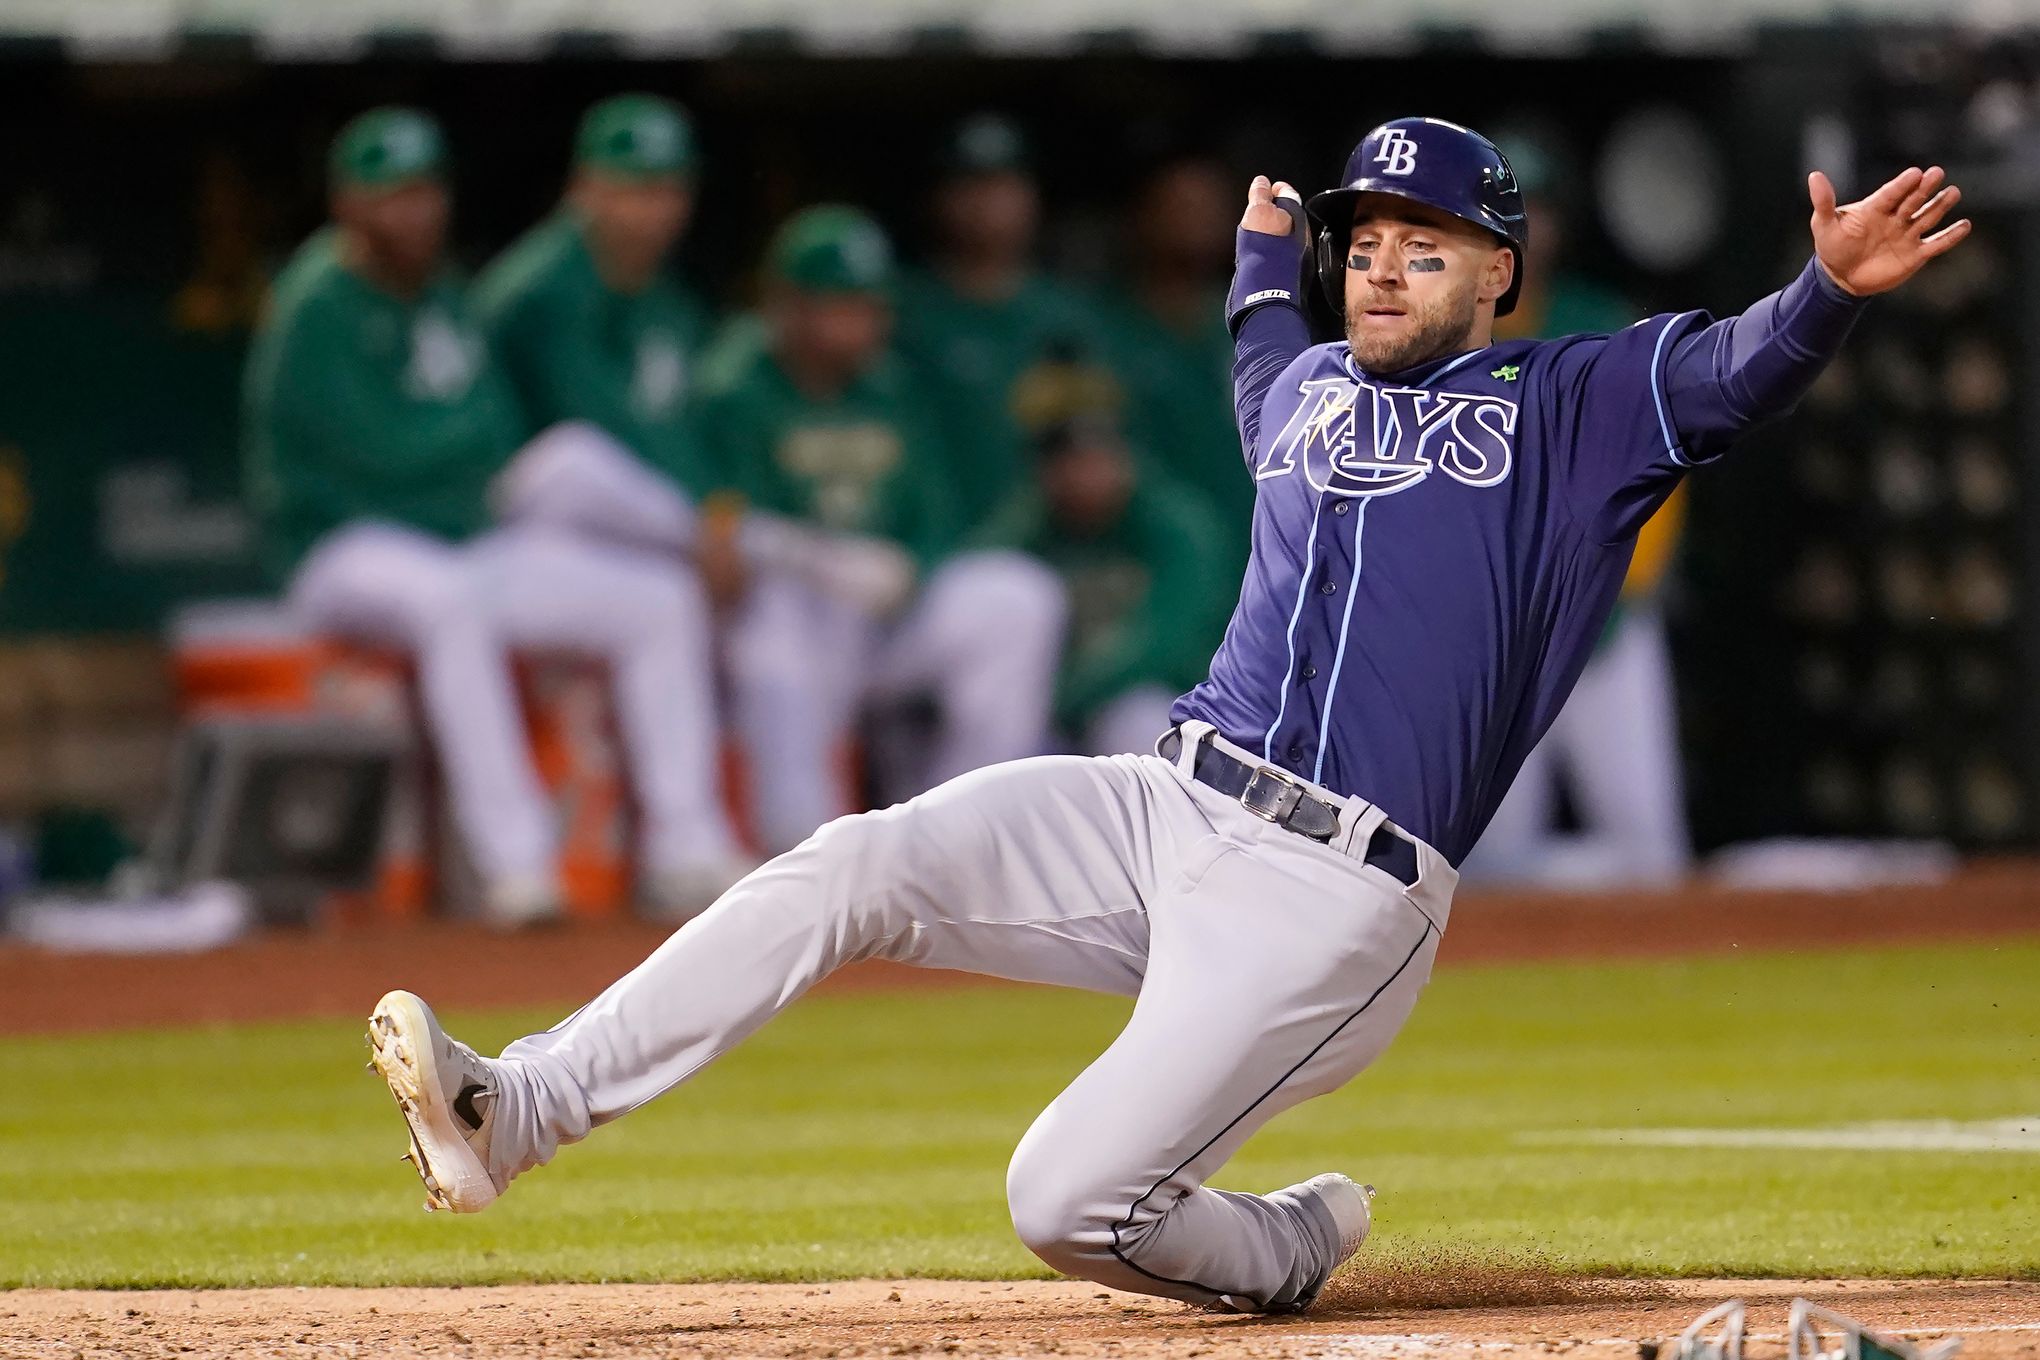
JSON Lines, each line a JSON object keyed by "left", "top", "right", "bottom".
{"left": 1206, "top": 1173, "right": 1375, "bottom": 1314}
{"left": 366, "top": 989, "right": 500, "bottom": 1214}
{"left": 1304, "top": 1172, "right": 1376, "bottom": 1266}
{"left": 1272, "top": 1172, "right": 1377, "bottom": 1313}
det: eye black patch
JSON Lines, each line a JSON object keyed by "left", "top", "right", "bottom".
{"left": 1407, "top": 257, "right": 1446, "bottom": 272}
{"left": 1347, "top": 254, "right": 1371, "bottom": 270}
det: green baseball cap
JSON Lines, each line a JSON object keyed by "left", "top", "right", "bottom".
{"left": 940, "top": 113, "right": 1031, "bottom": 177}
{"left": 329, "top": 107, "right": 447, "bottom": 192}
{"left": 767, "top": 206, "right": 895, "bottom": 294}
{"left": 575, "top": 94, "right": 697, "bottom": 180}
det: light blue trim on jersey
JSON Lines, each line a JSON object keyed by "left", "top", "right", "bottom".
{"left": 1425, "top": 348, "right": 1490, "bottom": 384}
{"left": 1650, "top": 312, "right": 1699, "bottom": 468}
{"left": 1312, "top": 496, "right": 1369, "bottom": 784}
{"left": 1264, "top": 485, "right": 1328, "bottom": 760}
{"left": 1299, "top": 350, "right": 1483, "bottom": 780}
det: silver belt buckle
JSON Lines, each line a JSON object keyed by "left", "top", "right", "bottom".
{"left": 1240, "top": 764, "right": 1305, "bottom": 823}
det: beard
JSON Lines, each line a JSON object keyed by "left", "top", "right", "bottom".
{"left": 1344, "top": 279, "right": 1481, "bottom": 374}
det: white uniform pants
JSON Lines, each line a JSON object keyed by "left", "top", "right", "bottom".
{"left": 1466, "top": 605, "right": 1690, "bottom": 888}
{"left": 486, "top": 723, "right": 1455, "bottom": 1311}
{"left": 725, "top": 550, "right": 1067, "bottom": 855}
{"left": 287, "top": 518, "right": 738, "bottom": 889}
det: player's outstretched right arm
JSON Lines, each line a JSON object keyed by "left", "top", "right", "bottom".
{"left": 1228, "top": 176, "right": 1311, "bottom": 464}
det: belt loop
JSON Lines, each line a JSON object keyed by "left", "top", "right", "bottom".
{"left": 1335, "top": 800, "right": 1387, "bottom": 861}
{"left": 1170, "top": 720, "right": 1214, "bottom": 775}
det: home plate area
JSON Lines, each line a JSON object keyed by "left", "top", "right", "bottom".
{"left": 6, "top": 1278, "right": 2037, "bottom": 1359}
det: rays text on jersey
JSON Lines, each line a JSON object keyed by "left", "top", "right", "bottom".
{"left": 1254, "top": 373, "right": 1517, "bottom": 498}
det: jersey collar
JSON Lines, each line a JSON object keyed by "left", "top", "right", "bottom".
{"left": 1341, "top": 343, "right": 1493, "bottom": 389}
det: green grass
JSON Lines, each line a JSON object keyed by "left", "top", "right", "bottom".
{"left": 1, "top": 939, "right": 2035, "bottom": 1288}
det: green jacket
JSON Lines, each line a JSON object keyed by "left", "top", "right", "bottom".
{"left": 1091, "top": 286, "right": 1252, "bottom": 552}
{"left": 243, "top": 229, "right": 517, "bottom": 578}
{"left": 471, "top": 212, "right": 714, "bottom": 492}
{"left": 975, "top": 476, "right": 1232, "bottom": 729}
{"left": 689, "top": 322, "right": 962, "bottom": 565}
{"left": 891, "top": 268, "right": 1098, "bottom": 532}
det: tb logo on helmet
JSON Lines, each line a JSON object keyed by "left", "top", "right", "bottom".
{"left": 1373, "top": 129, "right": 1419, "bottom": 176}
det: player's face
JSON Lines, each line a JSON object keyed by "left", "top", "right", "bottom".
{"left": 573, "top": 173, "right": 692, "bottom": 284}
{"left": 1137, "top": 161, "right": 1233, "bottom": 273}
{"left": 336, "top": 180, "right": 449, "bottom": 284}
{"left": 1342, "top": 198, "right": 1512, "bottom": 373}
{"left": 777, "top": 290, "right": 892, "bottom": 379}
{"left": 936, "top": 171, "right": 1039, "bottom": 265}
{"left": 1041, "top": 433, "right": 1136, "bottom": 531}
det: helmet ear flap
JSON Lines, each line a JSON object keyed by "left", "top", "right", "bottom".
{"left": 1314, "top": 227, "right": 1346, "bottom": 317}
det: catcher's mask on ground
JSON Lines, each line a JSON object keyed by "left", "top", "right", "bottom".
{"left": 1788, "top": 1298, "right": 1965, "bottom": 1360}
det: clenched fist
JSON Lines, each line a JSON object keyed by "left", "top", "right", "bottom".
{"left": 1241, "top": 175, "right": 1302, "bottom": 238}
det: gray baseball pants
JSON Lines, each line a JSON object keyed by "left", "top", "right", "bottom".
{"left": 485, "top": 720, "right": 1456, "bottom": 1311}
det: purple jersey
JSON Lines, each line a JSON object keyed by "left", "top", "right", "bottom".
{"left": 1175, "top": 236, "right": 1866, "bottom": 864}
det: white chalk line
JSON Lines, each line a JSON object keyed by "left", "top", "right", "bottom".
{"left": 1517, "top": 1116, "right": 2040, "bottom": 1154}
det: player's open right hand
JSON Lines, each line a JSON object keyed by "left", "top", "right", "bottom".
{"left": 1241, "top": 176, "right": 1302, "bottom": 238}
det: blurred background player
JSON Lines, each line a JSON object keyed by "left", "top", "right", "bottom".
{"left": 474, "top": 95, "right": 712, "bottom": 501}
{"left": 479, "top": 96, "right": 914, "bottom": 623}
{"left": 1093, "top": 152, "right": 1252, "bottom": 569}
{"left": 894, "top": 115, "right": 1099, "bottom": 532}
{"left": 698, "top": 206, "right": 1066, "bottom": 852}
{"left": 243, "top": 107, "right": 751, "bottom": 925}
{"left": 975, "top": 360, "right": 1233, "bottom": 756}
{"left": 1463, "top": 128, "right": 1693, "bottom": 889}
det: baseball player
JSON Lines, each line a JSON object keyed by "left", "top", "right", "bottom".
{"left": 472, "top": 95, "right": 713, "bottom": 490}
{"left": 1094, "top": 153, "right": 1253, "bottom": 560}
{"left": 696, "top": 206, "right": 1067, "bottom": 852}
{"left": 368, "top": 118, "right": 1966, "bottom": 1312}
{"left": 247, "top": 108, "right": 751, "bottom": 925}
{"left": 894, "top": 114, "right": 1101, "bottom": 530}
{"left": 973, "top": 361, "right": 1234, "bottom": 757}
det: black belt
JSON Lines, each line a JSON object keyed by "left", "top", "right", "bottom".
{"left": 1158, "top": 727, "right": 1420, "bottom": 888}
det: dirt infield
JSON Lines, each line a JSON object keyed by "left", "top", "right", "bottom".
{"left": 2, "top": 860, "right": 2036, "bottom": 1035}
{"left": 5, "top": 1278, "right": 2037, "bottom": 1359}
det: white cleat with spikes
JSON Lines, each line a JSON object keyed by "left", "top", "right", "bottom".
{"left": 1211, "top": 1173, "right": 1376, "bottom": 1314}
{"left": 366, "top": 989, "right": 501, "bottom": 1214}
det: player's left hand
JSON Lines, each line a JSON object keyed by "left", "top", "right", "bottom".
{"left": 1809, "top": 165, "right": 1969, "bottom": 297}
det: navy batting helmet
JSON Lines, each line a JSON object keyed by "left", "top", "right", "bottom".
{"left": 1304, "top": 117, "right": 1529, "bottom": 319}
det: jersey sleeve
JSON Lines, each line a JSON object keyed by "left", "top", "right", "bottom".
{"left": 1537, "top": 313, "right": 1710, "bottom": 541}
{"left": 1229, "top": 217, "right": 1313, "bottom": 465}
{"left": 1544, "top": 257, "right": 1867, "bottom": 542}
{"left": 490, "top": 285, "right": 655, "bottom": 453}
{"left": 890, "top": 392, "right": 967, "bottom": 564}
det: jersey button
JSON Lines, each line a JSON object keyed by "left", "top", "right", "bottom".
{"left": 1334, "top": 501, "right": 1351, "bottom": 516}
{"left": 1286, "top": 744, "right": 1303, "bottom": 761}
{"left": 1302, "top": 664, "right": 1318, "bottom": 679}
{"left": 1320, "top": 581, "right": 1337, "bottom": 595}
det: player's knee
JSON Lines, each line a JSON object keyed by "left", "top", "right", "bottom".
{"left": 1005, "top": 1146, "right": 1113, "bottom": 1276}
{"left": 573, "top": 551, "right": 711, "bottom": 652}
{"left": 643, "top": 562, "right": 712, "bottom": 636}
{"left": 404, "top": 566, "right": 490, "bottom": 638}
